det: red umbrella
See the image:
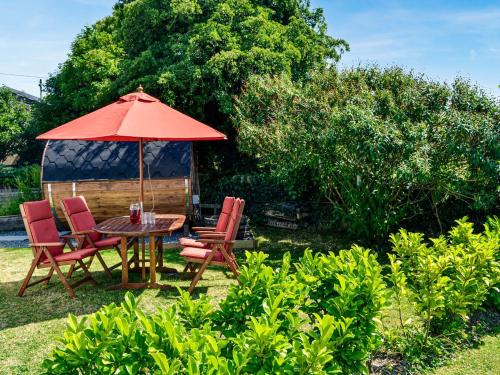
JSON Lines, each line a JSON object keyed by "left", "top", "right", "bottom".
{"left": 37, "top": 86, "right": 226, "bottom": 204}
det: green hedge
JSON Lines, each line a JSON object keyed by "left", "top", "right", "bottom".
{"left": 235, "top": 68, "right": 500, "bottom": 241}
{"left": 42, "top": 217, "right": 499, "bottom": 374}
{"left": 43, "top": 248, "right": 388, "bottom": 374}
{"left": 385, "top": 216, "right": 500, "bottom": 369}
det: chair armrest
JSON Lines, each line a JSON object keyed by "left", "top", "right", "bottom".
{"left": 192, "top": 226, "right": 216, "bottom": 231}
{"left": 72, "top": 230, "right": 95, "bottom": 235}
{"left": 30, "top": 242, "right": 65, "bottom": 247}
{"left": 199, "top": 233, "right": 226, "bottom": 238}
{"left": 197, "top": 239, "right": 234, "bottom": 244}
{"left": 62, "top": 234, "right": 81, "bottom": 239}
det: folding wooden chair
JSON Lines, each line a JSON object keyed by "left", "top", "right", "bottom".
{"left": 179, "top": 196, "right": 235, "bottom": 248}
{"left": 18, "top": 200, "right": 106, "bottom": 298}
{"left": 60, "top": 196, "right": 137, "bottom": 277}
{"left": 180, "top": 198, "right": 245, "bottom": 294}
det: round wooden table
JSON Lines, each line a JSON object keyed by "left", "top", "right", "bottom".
{"left": 95, "top": 214, "right": 185, "bottom": 290}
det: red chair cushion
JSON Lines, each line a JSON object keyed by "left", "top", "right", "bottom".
{"left": 224, "top": 199, "right": 241, "bottom": 241}
{"left": 63, "top": 197, "right": 102, "bottom": 244}
{"left": 180, "top": 247, "right": 224, "bottom": 262}
{"left": 62, "top": 197, "right": 88, "bottom": 216}
{"left": 93, "top": 236, "right": 121, "bottom": 248}
{"left": 41, "top": 247, "right": 98, "bottom": 264}
{"left": 179, "top": 237, "right": 207, "bottom": 248}
{"left": 23, "top": 200, "right": 64, "bottom": 261}
{"left": 71, "top": 211, "right": 101, "bottom": 243}
{"left": 215, "top": 197, "right": 235, "bottom": 232}
{"left": 24, "top": 200, "right": 52, "bottom": 223}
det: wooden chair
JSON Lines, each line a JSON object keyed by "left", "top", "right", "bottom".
{"left": 180, "top": 198, "right": 245, "bottom": 294}
{"left": 179, "top": 196, "right": 235, "bottom": 248}
{"left": 18, "top": 200, "right": 107, "bottom": 298}
{"left": 60, "top": 196, "right": 137, "bottom": 277}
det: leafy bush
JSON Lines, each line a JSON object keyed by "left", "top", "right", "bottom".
{"left": 387, "top": 217, "right": 499, "bottom": 346}
{"left": 0, "top": 165, "right": 41, "bottom": 215}
{"left": 43, "top": 249, "right": 388, "bottom": 374}
{"left": 235, "top": 68, "right": 500, "bottom": 241}
{"left": 199, "top": 173, "right": 295, "bottom": 216}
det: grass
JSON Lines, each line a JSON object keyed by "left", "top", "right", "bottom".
{"left": 432, "top": 334, "right": 500, "bottom": 374}
{"left": 0, "top": 247, "right": 237, "bottom": 374}
{"left": 0, "top": 226, "right": 498, "bottom": 374}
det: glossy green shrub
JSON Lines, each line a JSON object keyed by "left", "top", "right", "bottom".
{"left": 388, "top": 217, "right": 499, "bottom": 346}
{"left": 295, "top": 247, "right": 388, "bottom": 372}
{"left": 43, "top": 249, "right": 388, "bottom": 374}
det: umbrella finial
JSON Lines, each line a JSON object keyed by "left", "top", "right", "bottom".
{"left": 137, "top": 84, "right": 144, "bottom": 93}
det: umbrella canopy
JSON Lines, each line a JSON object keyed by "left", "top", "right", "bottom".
{"left": 37, "top": 87, "right": 226, "bottom": 205}
{"left": 37, "top": 90, "right": 227, "bottom": 142}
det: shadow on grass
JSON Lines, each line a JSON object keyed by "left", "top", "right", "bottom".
{"left": 0, "top": 250, "right": 205, "bottom": 330}
{"left": 0, "top": 226, "right": 346, "bottom": 331}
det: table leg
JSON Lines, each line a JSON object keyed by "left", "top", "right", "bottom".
{"left": 157, "top": 236, "right": 163, "bottom": 268}
{"left": 121, "top": 236, "right": 128, "bottom": 284}
{"left": 149, "top": 234, "right": 156, "bottom": 284}
{"left": 133, "top": 239, "right": 139, "bottom": 269}
{"left": 141, "top": 237, "right": 146, "bottom": 281}
{"left": 156, "top": 232, "right": 178, "bottom": 274}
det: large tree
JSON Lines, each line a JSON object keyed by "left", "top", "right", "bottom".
{"left": 0, "top": 87, "right": 32, "bottom": 161}
{"left": 29, "top": 0, "right": 348, "bottom": 169}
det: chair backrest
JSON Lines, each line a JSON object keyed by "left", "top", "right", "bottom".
{"left": 60, "top": 196, "right": 101, "bottom": 244}
{"left": 223, "top": 198, "right": 246, "bottom": 250}
{"left": 20, "top": 200, "right": 64, "bottom": 262}
{"left": 215, "top": 197, "right": 236, "bottom": 232}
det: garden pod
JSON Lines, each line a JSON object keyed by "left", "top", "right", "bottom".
{"left": 41, "top": 140, "right": 198, "bottom": 226}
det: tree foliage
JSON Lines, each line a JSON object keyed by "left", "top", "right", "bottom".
{"left": 235, "top": 67, "right": 500, "bottom": 240}
{"left": 0, "top": 87, "right": 32, "bottom": 161}
{"left": 28, "top": 0, "right": 348, "bottom": 168}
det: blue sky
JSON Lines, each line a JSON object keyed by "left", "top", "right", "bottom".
{"left": 1, "top": 0, "right": 499, "bottom": 98}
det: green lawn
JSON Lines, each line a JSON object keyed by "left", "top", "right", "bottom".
{"left": 0, "top": 227, "right": 498, "bottom": 374}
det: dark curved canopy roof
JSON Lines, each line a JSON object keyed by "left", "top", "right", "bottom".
{"left": 42, "top": 140, "right": 191, "bottom": 182}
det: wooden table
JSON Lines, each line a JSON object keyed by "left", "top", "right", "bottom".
{"left": 95, "top": 214, "right": 185, "bottom": 290}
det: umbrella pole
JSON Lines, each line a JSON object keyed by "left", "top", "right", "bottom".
{"left": 139, "top": 139, "right": 144, "bottom": 206}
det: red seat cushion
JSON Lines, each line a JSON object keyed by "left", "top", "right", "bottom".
{"left": 24, "top": 200, "right": 52, "bottom": 223}
{"left": 62, "top": 197, "right": 102, "bottom": 244}
{"left": 215, "top": 197, "right": 236, "bottom": 231}
{"left": 41, "top": 247, "right": 98, "bottom": 264}
{"left": 23, "top": 200, "right": 64, "bottom": 261}
{"left": 93, "top": 236, "right": 121, "bottom": 248}
{"left": 62, "top": 197, "right": 88, "bottom": 216}
{"left": 179, "top": 237, "right": 207, "bottom": 248}
{"left": 180, "top": 247, "right": 224, "bottom": 262}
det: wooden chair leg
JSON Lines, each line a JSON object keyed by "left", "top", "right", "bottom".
{"left": 43, "top": 267, "right": 54, "bottom": 285}
{"left": 18, "top": 250, "right": 43, "bottom": 297}
{"left": 95, "top": 252, "right": 112, "bottom": 278}
{"left": 76, "top": 259, "right": 96, "bottom": 285}
{"left": 188, "top": 250, "right": 217, "bottom": 294}
{"left": 85, "top": 256, "right": 94, "bottom": 269}
{"left": 66, "top": 263, "right": 76, "bottom": 279}
{"left": 47, "top": 258, "right": 76, "bottom": 298}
